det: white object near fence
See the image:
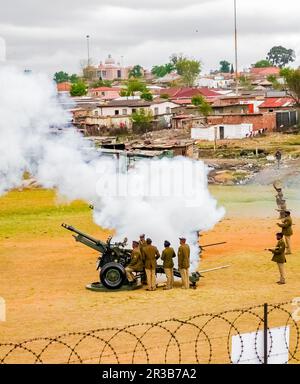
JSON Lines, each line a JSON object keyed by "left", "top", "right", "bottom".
{"left": 231, "top": 326, "right": 290, "bottom": 364}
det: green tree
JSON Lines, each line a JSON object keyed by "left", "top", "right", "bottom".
{"left": 129, "top": 65, "right": 143, "bottom": 78}
{"left": 269, "top": 68, "right": 300, "bottom": 107}
{"left": 267, "top": 46, "right": 296, "bottom": 68}
{"left": 175, "top": 58, "right": 201, "bottom": 87}
{"left": 121, "top": 78, "right": 147, "bottom": 96}
{"left": 54, "top": 71, "right": 69, "bottom": 83}
{"left": 253, "top": 59, "right": 272, "bottom": 68}
{"left": 69, "top": 74, "right": 79, "bottom": 83}
{"left": 140, "top": 91, "right": 153, "bottom": 101}
{"left": 169, "top": 53, "right": 184, "bottom": 66}
{"left": 151, "top": 63, "right": 174, "bottom": 78}
{"left": 219, "top": 60, "right": 231, "bottom": 73}
{"left": 70, "top": 81, "right": 88, "bottom": 97}
{"left": 131, "top": 109, "right": 153, "bottom": 133}
{"left": 191, "top": 95, "right": 212, "bottom": 116}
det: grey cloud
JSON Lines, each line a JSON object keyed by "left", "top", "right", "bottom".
{"left": 0, "top": 0, "right": 299, "bottom": 74}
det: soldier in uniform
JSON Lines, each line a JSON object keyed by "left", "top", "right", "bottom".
{"left": 161, "top": 240, "right": 176, "bottom": 290}
{"left": 139, "top": 234, "right": 147, "bottom": 255}
{"left": 275, "top": 187, "right": 286, "bottom": 219}
{"left": 266, "top": 233, "right": 286, "bottom": 284}
{"left": 125, "top": 241, "right": 144, "bottom": 285}
{"left": 277, "top": 211, "right": 293, "bottom": 255}
{"left": 178, "top": 237, "right": 190, "bottom": 289}
{"left": 143, "top": 238, "right": 160, "bottom": 291}
{"left": 139, "top": 234, "right": 147, "bottom": 285}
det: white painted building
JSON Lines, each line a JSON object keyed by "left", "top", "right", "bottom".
{"left": 197, "top": 76, "right": 234, "bottom": 89}
{"left": 91, "top": 100, "right": 178, "bottom": 120}
{"left": 191, "top": 124, "right": 253, "bottom": 141}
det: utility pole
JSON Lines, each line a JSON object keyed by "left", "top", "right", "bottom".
{"left": 234, "top": 0, "right": 239, "bottom": 96}
{"left": 86, "top": 35, "right": 90, "bottom": 67}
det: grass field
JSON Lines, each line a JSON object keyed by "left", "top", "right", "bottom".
{"left": 0, "top": 186, "right": 299, "bottom": 354}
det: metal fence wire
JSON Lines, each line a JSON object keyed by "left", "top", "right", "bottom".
{"left": 0, "top": 300, "right": 299, "bottom": 364}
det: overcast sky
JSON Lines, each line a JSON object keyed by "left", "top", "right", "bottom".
{"left": 0, "top": 0, "right": 299, "bottom": 76}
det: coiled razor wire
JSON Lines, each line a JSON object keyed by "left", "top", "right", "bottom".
{"left": 0, "top": 300, "right": 299, "bottom": 364}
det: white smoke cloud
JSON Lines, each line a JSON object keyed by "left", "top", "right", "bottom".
{"left": 0, "top": 67, "right": 224, "bottom": 270}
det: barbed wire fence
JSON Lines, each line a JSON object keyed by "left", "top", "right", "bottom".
{"left": 0, "top": 300, "right": 299, "bottom": 364}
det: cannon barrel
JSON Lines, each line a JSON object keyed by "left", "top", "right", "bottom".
{"left": 62, "top": 224, "right": 104, "bottom": 245}
{"left": 62, "top": 223, "right": 108, "bottom": 253}
{"left": 200, "top": 241, "right": 227, "bottom": 250}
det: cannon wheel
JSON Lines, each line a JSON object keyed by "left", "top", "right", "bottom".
{"left": 100, "top": 262, "right": 126, "bottom": 290}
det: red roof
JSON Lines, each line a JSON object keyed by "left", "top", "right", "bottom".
{"left": 90, "top": 87, "right": 121, "bottom": 92}
{"left": 160, "top": 87, "right": 220, "bottom": 99}
{"left": 250, "top": 67, "right": 280, "bottom": 76}
{"left": 259, "top": 97, "right": 295, "bottom": 108}
{"left": 57, "top": 82, "right": 71, "bottom": 92}
{"left": 172, "top": 98, "right": 192, "bottom": 105}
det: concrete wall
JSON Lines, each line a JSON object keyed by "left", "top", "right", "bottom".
{"left": 191, "top": 124, "right": 253, "bottom": 141}
{"left": 207, "top": 113, "right": 276, "bottom": 132}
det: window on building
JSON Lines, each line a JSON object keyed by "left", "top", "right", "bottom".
{"left": 132, "top": 108, "right": 137, "bottom": 113}
{"left": 101, "top": 92, "right": 105, "bottom": 96}
{"left": 154, "top": 107, "right": 159, "bottom": 115}
{"left": 122, "top": 109, "right": 127, "bottom": 115}
{"left": 115, "top": 110, "right": 119, "bottom": 115}
{"left": 166, "top": 107, "right": 171, "bottom": 114}
{"left": 117, "top": 70, "right": 122, "bottom": 78}
{"left": 94, "top": 110, "right": 99, "bottom": 116}
{"left": 102, "top": 71, "right": 107, "bottom": 78}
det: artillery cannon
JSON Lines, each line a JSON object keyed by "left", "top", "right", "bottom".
{"left": 62, "top": 224, "right": 226, "bottom": 291}
{"left": 62, "top": 224, "right": 132, "bottom": 289}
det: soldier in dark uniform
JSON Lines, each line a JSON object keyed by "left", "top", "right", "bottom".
{"left": 161, "top": 240, "right": 176, "bottom": 290}
{"left": 125, "top": 241, "right": 144, "bottom": 285}
{"left": 266, "top": 233, "right": 286, "bottom": 284}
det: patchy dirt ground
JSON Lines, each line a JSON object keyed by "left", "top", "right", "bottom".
{"left": 0, "top": 185, "right": 299, "bottom": 348}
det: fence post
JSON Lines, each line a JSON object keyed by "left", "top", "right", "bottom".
{"left": 263, "top": 303, "right": 268, "bottom": 364}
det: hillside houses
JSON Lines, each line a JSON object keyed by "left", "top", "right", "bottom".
{"left": 62, "top": 76, "right": 298, "bottom": 138}
{"left": 72, "top": 98, "right": 179, "bottom": 135}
